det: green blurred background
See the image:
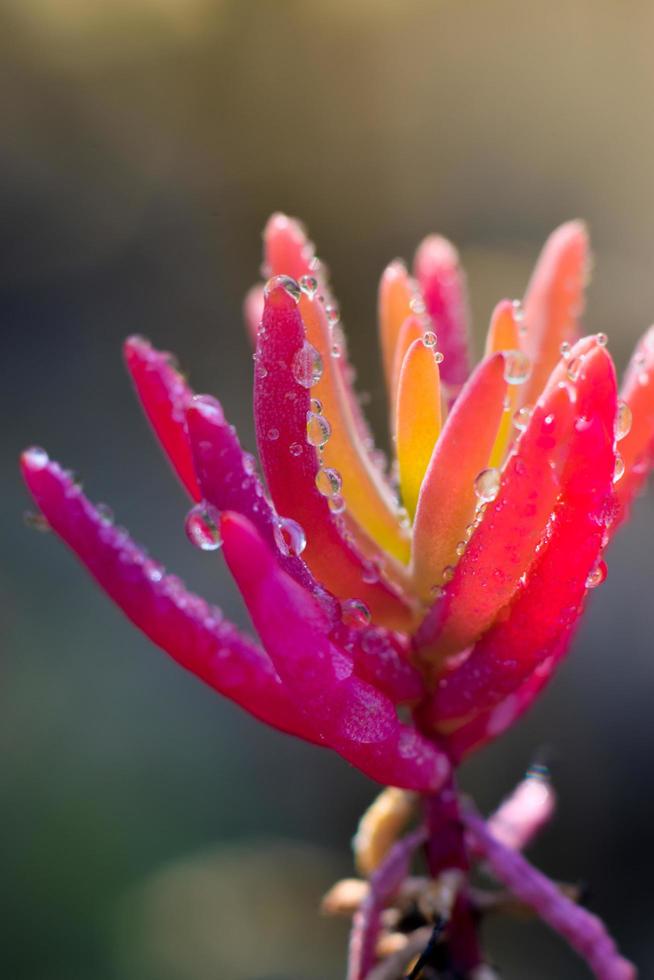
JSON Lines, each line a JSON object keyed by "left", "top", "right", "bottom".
{"left": 3, "top": 1, "right": 654, "bottom": 976}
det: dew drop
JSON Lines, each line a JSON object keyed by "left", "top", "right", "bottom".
{"left": 503, "top": 350, "right": 531, "bottom": 385}
{"left": 292, "top": 340, "right": 323, "bottom": 388}
{"left": 422, "top": 330, "right": 438, "bottom": 349}
{"left": 310, "top": 398, "right": 323, "bottom": 414}
{"left": 362, "top": 559, "right": 382, "bottom": 584}
{"left": 306, "top": 411, "right": 331, "bottom": 448}
{"left": 24, "top": 446, "right": 49, "bottom": 470}
{"left": 434, "top": 351, "right": 445, "bottom": 364}
{"left": 430, "top": 584, "right": 445, "bottom": 599}
{"left": 474, "top": 467, "right": 501, "bottom": 503}
{"left": 397, "top": 507, "right": 411, "bottom": 530}
{"left": 559, "top": 341, "right": 571, "bottom": 358}
{"left": 455, "top": 540, "right": 467, "bottom": 557}
{"left": 596, "top": 332, "right": 608, "bottom": 347}
{"left": 615, "top": 400, "right": 632, "bottom": 442}
{"left": 315, "top": 466, "right": 342, "bottom": 498}
{"left": 289, "top": 442, "right": 303, "bottom": 457}
{"left": 326, "top": 305, "right": 340, "bottom": 325}
{"left": 299, "top": 275, "right": 319, "bottom": 299}
{"left": 267, "top": 427, "right": 280, "bottom": 441}
{"left": 341, "top": 598, "right": 371, "bottom": 627}
{"left": 613, "top": 453, "right": 625, "bottom": 484}
{"left": 264, "top": 274, "right": 301, "bottom": 304}
{"left": 442, "top": 565, "right": 456, "bottom": 584}
{"left": 97, "top": 502, "right": 114, "bottom": 526}
{"left": 328, "top": 494, "right": 346, "bottom": 515}
{"left": 513, "top": 405, "right": 532, "bottom": 431}
{"left": 273, "top": 516, "right": 307, "bottom": 557}
{"left": 512, "top": 299, "right": 525, "bottom": 324}
{"left": 243, "top": 452, "right": 257, "bottom": 475}
{"left": 567, "top": 357, "right": 583, "bottom": 382}
{"left": 185, "top": 503, "right": 222, "bottom": 551}
{"left": 586, "top": 558, "right": 607, "bottom": 589}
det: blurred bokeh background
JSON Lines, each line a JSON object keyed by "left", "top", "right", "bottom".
{"left": 3, "top": 1, "right": 654, "bottom": 976}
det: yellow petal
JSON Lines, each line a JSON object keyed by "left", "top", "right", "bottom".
{"left": 378, "top": 261, "right": 415, "bottom": 393}
{"left": 396, "top": 338, "right": 442, "bottom": 520}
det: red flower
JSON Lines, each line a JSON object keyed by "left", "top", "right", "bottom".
{"left": 21, "top": 214, "right": 654, "bottom": 790}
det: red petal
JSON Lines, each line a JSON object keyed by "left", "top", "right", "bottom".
{"left": 221, "top": 512, "right": 450, "bottom": 792}
{"left": 413, "top": 234, "right": 471, "bottom": 392}
{"left": 20, "top": 449, "right": 315, "bottom": 742}
{"left": 123, "top": 336, "right": 201, "bottom": 501}
{"left": 255, "top": 282, "right": 415, "bottom": 630}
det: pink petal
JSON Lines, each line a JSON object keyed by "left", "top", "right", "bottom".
{"left": 186, "top": 393, "right": 340, "bottom": 620}
{"left": 486, "top": 770, "right": 556, "bottom": 852}
{"left": 123, "top": 336, "right": 201, "bottom": 501}
{"left": 329, "top": 623, "right": 425, "bottom": 704}
{"left": 413, "top": 234, "right": 471, "bottom": 393}
{"left": 221, "top": 511, "right": 450, "bottom": 792}
{"left": 464, "top": 806, "right": 636, "bottom": 980}
{"left": 254, "top": 282, "right": 415, "bottom": 631}
{"left": 614, "top": 325, "right": 654, "bottom": 524}
{"left": 20, "top": 449, "right": 315, "bottom": 742}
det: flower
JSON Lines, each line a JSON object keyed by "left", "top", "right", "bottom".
{"left": 22, "top": 213, "right": 646, "bottom": 977}
{"left": 21, "top": 214, "right": 654, "bottom": 788}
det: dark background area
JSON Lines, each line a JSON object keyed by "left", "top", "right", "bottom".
{"left": 2, "top": 1, "right": 654, "bottom": 977}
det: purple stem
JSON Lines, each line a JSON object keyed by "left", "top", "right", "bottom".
{"left": 463, "top": 805, "right": 637, "bottom": 980}
{"left": 347, "top": 826, "right": 427, "bottom": 980}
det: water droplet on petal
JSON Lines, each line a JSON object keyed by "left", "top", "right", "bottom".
{"left": 292, "top": 340, "right": 323, "bottom": 388}
{"left": 310, "top": 398, "right": 323, "bottom": 414}
{"left": 442, "top": 565, "right": 456, "bottom": 584}
{"left": 567, "top": 357, "right": 583, "bottom": 382}
{"left": 362, "top": 559, "right": 382, "bottom": 584}
{"left": 315, "top": 466, "right": 342, "bottom": 498}
{"left": 430, "top": 584, "right": 445, "bottom": 599}
{"left": 326, "top": 305, "right": 340, "bottom": 325}
{"left": 513, "top": 405, "right": 532, "bottom": 431}
{"left": 586, "top": 558, "right": 607, "bottom": 589}
{"left": 422, "top": 330, "right": 438, "bottom": 349}
{"left": 273, "top": 516, "right": 306, "bottom": 557}
{"left": 512, "top": 299, "right": 525, "bottom": 324}
{"left": 267, "top": 427, "right": 280, "bottom": 441}
{"left": 299, "top": 275, "right": 318, "bottom": 299}
{"left": 96, "top": 502, "right": 114, "bottom": 525}
{"left": 328, "top": 494, "right": 346, "bottom": 515}
{"left": 289, "top": 442, "right": 303, "bottom": 457}
{"left": 434, "top": 351, "right": 444, "bottom": 364}
{"left": 613, "top": 453, "right": 625, "bottom": 484}
{"left": 185, "top": 503, "right": 222, "bottom": 551}
{"left": 503, "top": 350, "right": 531, "bottom": 385}
{"left": 306, "top": 411, "right": 331, "bottom": 448}
{"left": 559, "top": 341, "right": 571, "bottom": 358}
{"left": 596, "top": 332, "right": 608, "bottom": 347}
{"left": 264, "top": 274, "right": 301, "bottom": 304}
{"left": 455, "top": 540, "right": 467, "bottom": 557}
{"left": 24, "top": 446, "right": 49, "bottom": 470}
{"left": 474, "top": 467, "right": 501, "bottom": 503}
{"left": 615, "top": 400, "right": 632, "bottom": 441}
{"left": 243, "top": 452, "right": 257, "bottom": 475}
{"left": 341, "top": 598, "right": 371, "bottom": 627}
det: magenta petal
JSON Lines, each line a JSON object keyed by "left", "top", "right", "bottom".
{"left": 486, "top": 771, "right": 557, "bottom": 853}
{"left": 124, "top": 336, "right": 202, "bottom": 501}
{"left": 464, "top": 806, "right": 636, "bottom": 980}
{"left": 221, "top": 511, "right": 450, "bottom": 792}
{"left": 413, "top": 234, "right": 471, "bottom": 393}
{"left": 186, "top": 394, "right": 340, "bottom": 621}
{"left": 21, "top": 449, "right": 316, "bottom": 743}
{"left": 329, "top": 623, "right": 425, "bottom": 704}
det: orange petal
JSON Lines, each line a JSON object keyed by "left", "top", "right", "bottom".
{"left": 390, "top": 314, "right": 425, "bottom": 428}
{"left": 614, "top": 326, "right": 654, "bottom": 523}
{"left": 243, "top": 284, "right": 264, "bottom": 346}
{"left": 484, "top": 300, "right": 522, "bottom": 468}
{"left": 520, "top": 221, "right": 589, "bottom": 407}
{"left": 396, "top": 338, "right": 442, "bottom": 519}
{"left": 378, "top": 261, "right": 415, "bottom": 392}
{"left": 411, "top": 353, "right": 508, "bottom": 602}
